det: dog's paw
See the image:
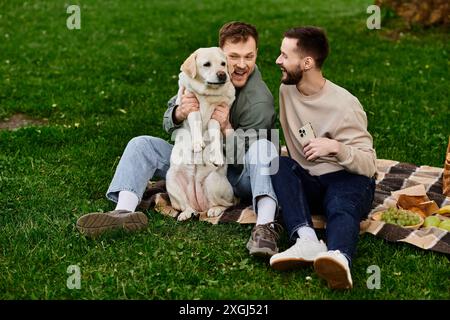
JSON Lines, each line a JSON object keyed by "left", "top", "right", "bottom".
{"left": 213, "top": 157, "right": 224, "bottom": 167}
{"left": 192, "top": 140, "right": 205, "bottom": 153}
{"left": 209, "top": 154, "right": 224, "bottom": 167}
{"left": 207, "top": 206, "right": 226, "bottom": 218}
{"left": 177, "top": 209, "right": 196, "bottom": 221}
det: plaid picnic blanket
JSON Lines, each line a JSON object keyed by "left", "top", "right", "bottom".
{"left": 139, "top": 159, "right": 450, "bottom": 255}
{"left": 362, "top": 159, "right": 450, "bottom": 255}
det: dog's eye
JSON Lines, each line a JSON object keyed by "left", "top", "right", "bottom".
{"left": 203, "top": 62, "right": 211, "bottom": 67}
{"left": 221, "top": 61, "right": 226, "bottom": 66}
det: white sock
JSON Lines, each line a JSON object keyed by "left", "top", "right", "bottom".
{"left": 256, "top": 196, "right": 277, "bottom": 225}
{"left": 297, "top": 226, "right": 319, "bottom": 243}
{"left": 115, "top": 190, "right": 139, "bottom": 212}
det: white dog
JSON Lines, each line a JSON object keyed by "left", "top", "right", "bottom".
{"left": 166, "top": 47, "right": 237, "bottom": 221}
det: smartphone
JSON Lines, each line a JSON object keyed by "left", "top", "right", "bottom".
{"left": 298, "top": 122, "right": 316, "bottom": 147}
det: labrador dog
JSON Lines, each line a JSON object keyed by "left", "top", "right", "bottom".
{"left": 166, "top": 47, "right": 237, "bottom": 221}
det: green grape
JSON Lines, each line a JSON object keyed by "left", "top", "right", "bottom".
{"left": 381, "top": 207, "right": 421, "bottom": 227}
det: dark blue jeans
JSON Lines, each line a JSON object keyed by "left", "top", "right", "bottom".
{"left": 271, "top": 156, "right": 375, "bottom": 264}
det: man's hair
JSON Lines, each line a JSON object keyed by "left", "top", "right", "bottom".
{"left": 219, "top": 21, "right": 258, "bottom": 48}
{"left": 284, "top": 26, "right": 329, "bottom": 69}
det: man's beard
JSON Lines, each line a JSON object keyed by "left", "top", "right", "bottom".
{"left": 281, "top": 65, "right": 303, "bottom": 85}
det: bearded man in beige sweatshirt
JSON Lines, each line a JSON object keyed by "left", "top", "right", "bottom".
{"left": 269, "top": 26, "right": 377, "bottom": 289}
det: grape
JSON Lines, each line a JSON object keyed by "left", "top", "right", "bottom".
{"left": 380, "top": 208, "right": 421, "bottom": 227}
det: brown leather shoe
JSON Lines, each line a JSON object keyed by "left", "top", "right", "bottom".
{"left": 246, "top": 222, "right": 282, "bottom": 257}
{"left": 76, "top": 210, "right": 148, "bottom": 238}
{"left": 137, "top": 180, "right": 166, "bottom": 211}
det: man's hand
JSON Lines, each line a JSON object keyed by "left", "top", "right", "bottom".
{"left": 303, "top": 137, "right": 340, "bottom": 161}
{"left": 211, "top": 102, "right": 233, "bottom": 135}
{"left": 174, "top": 89, "right": 199, "bottom": 124}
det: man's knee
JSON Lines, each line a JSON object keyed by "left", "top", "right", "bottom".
{"left": 272, "top": 156, "right": 294, "bottom": 173}
{"left": 246, "top": 139, "right": 278, "bottom": 165}
{"left": 270, "top": 156, "right": 291, "bottom": 183}
{"left": 128, "top": 135, "right": 149, "bottom": 149}
{"left": 278, "top": 155, "right": 294, "bottom": 167}
{"left": 127, "top": 136, "right": 167, "bottom": 153}
{"left": 325, "top": 195, "right": 366, "bottom": 222}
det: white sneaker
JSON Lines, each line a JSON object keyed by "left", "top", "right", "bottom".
{"left": 314, "top": 250, "right": 353, "bottom": 289}
{"left": 270, "top": 238, "right": 327, "bottom": 271}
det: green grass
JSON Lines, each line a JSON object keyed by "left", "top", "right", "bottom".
{"left": 0, "top": 0, "right": 449, "bottom": 299}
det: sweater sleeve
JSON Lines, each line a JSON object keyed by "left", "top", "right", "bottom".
{"left": 333, "top": 103, "right": 377, "bottom": 178}
{"left": 163, "top": 94, "right": 183, "bottom": 134}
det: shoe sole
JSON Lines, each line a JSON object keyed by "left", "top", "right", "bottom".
{"left": 314, "top": 257, "right": 352, "bottom": 289}
{"left": 270, "top": 257, "right": 312, "bottom": 271}
{"left": 246, "top": 239, "right": 277, "bottom": 257}
{"left": 76, "top": 212, "right": 148, "bottom": 238}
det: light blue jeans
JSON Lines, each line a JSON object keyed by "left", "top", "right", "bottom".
{"left": 106, "top": 136, "right": 278, "bottom": 212}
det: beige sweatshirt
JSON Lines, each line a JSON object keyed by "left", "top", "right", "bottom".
{"left": 279, "top": 80, "right": 377, "bottom": 178}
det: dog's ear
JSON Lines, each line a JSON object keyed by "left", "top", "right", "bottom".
{"left": 181, "top": 52, "right": 197, "bottom": 79}
{"left": 227, "top": 62, "right": 234, "bottom": 76}
{"left": 215, "top": 47, "right": 232, "bottom": 74}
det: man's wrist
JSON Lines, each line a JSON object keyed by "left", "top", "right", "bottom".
{"left": 331, "top": 140, "right": 341, "bottom": 155}
{"left": 334, "top": 141, "right": 350, "bottom": 162}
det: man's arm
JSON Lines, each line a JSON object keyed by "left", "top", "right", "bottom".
{"left": 333, "top": 108, "right": 377, "bottom": 177}
{"left": 163, "top": 95, "right": 182, "bottom": 134}
{"left": 163, "top": 91, "right": 200, "bottom": 134}
{"left": 302, "top": 107, "right": 376, "bottom": 178}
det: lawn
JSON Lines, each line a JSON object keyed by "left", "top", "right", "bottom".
{"left": 0, "top": 0, "right": 449, "bottom": 300}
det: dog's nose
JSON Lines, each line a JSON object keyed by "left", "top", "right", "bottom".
{"left": 216, "top": 71, "right": 227, "bottom": 82}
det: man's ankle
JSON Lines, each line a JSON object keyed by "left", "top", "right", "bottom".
{"left": 297, "top": 226, "right": 319, "bottom": 243}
